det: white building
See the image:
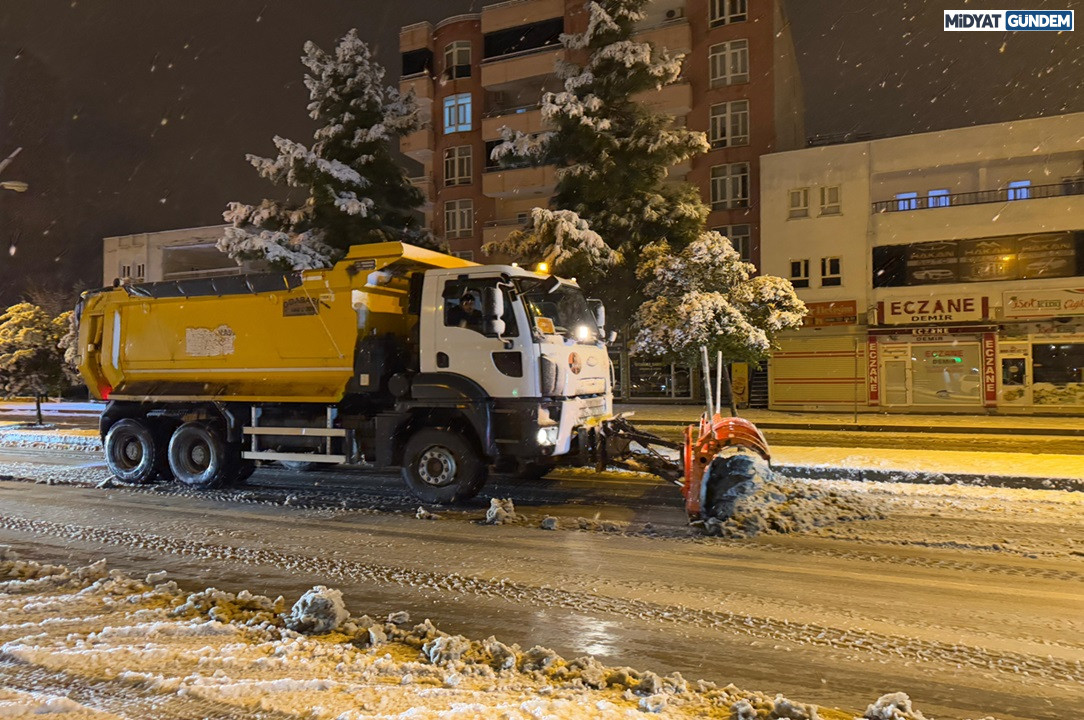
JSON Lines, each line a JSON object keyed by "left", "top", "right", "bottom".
{"left": 101, "top": 225, "right": 260, "bottom": 286}
{"left": 761, "top": 112, "right": 1084, "bottom": 414}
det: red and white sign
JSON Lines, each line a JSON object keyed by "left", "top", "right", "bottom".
{"left": 982, "top": 333, "right": 997, "bottom": 407}
{"left": 867, "top": 338, "right": 879, "bottom": 406}
{"left": 877, "top": 295, "right": 989, "bottom": 325}
{"left": 1002, "top": 288, "right": 1084, "bottom": 318}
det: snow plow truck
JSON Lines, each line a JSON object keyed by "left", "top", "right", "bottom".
{"left": 75, "top": 242, "right": 772, "bottom": 519}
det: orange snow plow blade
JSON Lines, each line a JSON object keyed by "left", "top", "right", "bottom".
{"left": 682, "top": 414, "right": 771, "bottom": 520}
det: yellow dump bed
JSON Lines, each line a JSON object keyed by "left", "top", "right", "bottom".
{"left": 77, "top": 242, "right": 474, "bottom": 403}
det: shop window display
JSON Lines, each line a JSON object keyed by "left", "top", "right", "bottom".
{"left": 1032, "top": 343, "right": 1084, "bottom": 405}
{"left": 909, "top": 343, "right": 982, "bottom": 405}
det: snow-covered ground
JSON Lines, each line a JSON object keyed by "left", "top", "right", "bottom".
{"left": 0, "top": 548, "right": 930, "bottom": 720}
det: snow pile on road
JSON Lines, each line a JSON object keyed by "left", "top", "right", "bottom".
{"left": 0, "top": 426, "right": 102, "bottom": 452}
{"left": 483, "top": 497, "right": 521, "bottom": 525}
{"left": 862, "top": 692, "right": 927, "bottom": 720}
{"left": 702, "top": 452, "right": 883, "bottom": 538}
{"left": 0, "top": 549, "right": 948, "bottom": 720}
{"left": 0, "top": 460, "right": 113, "bottom": 487}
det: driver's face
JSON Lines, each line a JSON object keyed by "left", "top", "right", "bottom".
{"left": 463, "top": 299, "right": 474, "bottom": 309}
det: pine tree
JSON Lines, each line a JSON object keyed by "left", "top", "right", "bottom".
{"left": 485, "top": 0, "right": 709, "bottom": 322}
{"left": 0, "top": 303, "right": 74, "bottom": 425}
{"left": 220, "top": 29, "right": 438, "bottom": 271}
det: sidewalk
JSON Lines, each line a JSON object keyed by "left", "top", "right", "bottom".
{"left": 616, "top": 403, "right": 1084, "bottom": 434}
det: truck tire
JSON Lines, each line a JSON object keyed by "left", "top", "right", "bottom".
{"left": 104, "top": 418, "right": 162, "bottom": 484}
{"left": 167, "top": 422, "right": 231, "bottom": 489}
{"left": 401, "top": 429, "right": 487, "bottom": 504}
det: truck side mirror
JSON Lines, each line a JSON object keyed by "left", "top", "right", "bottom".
{"left": 587, "top": 299, "right": 605, "bottom": 335}
{"left": 483, "top": 287, "right": 506, "bottom": 338}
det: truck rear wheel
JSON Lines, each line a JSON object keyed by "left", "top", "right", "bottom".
{"left": 401, "top": 429, "right": 487, "bottom": 504}
{"left": 104, "top": 418, "right": 162, "bottom": 484}
{"left": 168, "top": 422, "right": 232, "bottom": 489}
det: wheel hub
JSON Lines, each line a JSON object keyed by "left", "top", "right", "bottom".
{"left": 188, "top": 443, "right": 210, "bottom": 470}
{"left": 417, "top": 446, "right": 456, "bottom": 487}
{"left": 121, "top": 439, "right": 143, "bottom": 465}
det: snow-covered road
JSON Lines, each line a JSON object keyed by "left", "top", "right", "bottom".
{"left": 0, "top": 451, "right": 1080, "bottom": 720}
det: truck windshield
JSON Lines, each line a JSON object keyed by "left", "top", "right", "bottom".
{"left": 516, "top": 278, "right": 599, "bottom": 342}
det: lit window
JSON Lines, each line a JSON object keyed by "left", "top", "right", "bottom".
{"left": 790, "top": 259, "right": 810, "bottom": 289}
{"left": 788, "top": 188, "right": 809, "bottom": 219}
{"left": 714, "top": 224, "right": 752, "bottom": 262}
{"left": 708, "top": 39, "right": 749, "bottom": 87}
{"left": 928, "top": 189, "right": 950, "bottom": 208}
{"left": 819, "top": 185, "right": 841, "bottom": 215}
{"left": 444, "top": 41, "right": 471, "bottom": 79}
{"left": 821, "top": 257, "right": 841, "bottom": 287}
{"left": 710, "top": 163, "right": 750, "bottom": 210}
{"left": 709, "top": 100, "right": 749, "bottom": 148}
{"left": 443, "top": 146, "right": 472, "bottom": 186}
{"left": 444, "top": 199, "right": 474, "bottom": 239}
{"left": 710, "top": 0, "right": 747, "bottom": 26}
{"left": 1007, "top": 180, "right": 1031, "bottom": 200}
{"left": 895, "top": 191, "right": 918, "bottom": 211}
{"left": 443, "top": 93, "right": 472, "bottom": 134}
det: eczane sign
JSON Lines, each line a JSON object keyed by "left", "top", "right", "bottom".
{"left": 877, "top": 295, "right": 989, "bottom": 325}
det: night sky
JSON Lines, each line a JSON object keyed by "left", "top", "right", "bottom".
{"left": 0, "top": 0, "right": 1080, "bottom": 304}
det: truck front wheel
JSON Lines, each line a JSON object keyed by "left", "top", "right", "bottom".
{"left": 104, "top": 418, "right": 162, "bottom": 484}
{"left": 401, "top": 429, "right": 487, "bottom": 504}
{"left": 168, "top": 422, "right": 232, "bottom": 489}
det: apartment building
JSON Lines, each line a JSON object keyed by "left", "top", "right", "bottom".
{"left": 761, "top": 112, "right": 1084, "bottom": 414}
{"left": 398, "top": 0, "right": 803, "bottom": 400}
{"left": 102, "top": 225, "right": 260, "bottom": 286}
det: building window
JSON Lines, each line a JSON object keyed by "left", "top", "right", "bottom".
{"left": 709, "top": 100, "right": 749, "bottom": 148}
{"left": 444, "top": 199, "right": 474, "bottom": 239}
{"left": 443, "top": 93, "right": 472, "bottom": 134}
{"left": 443, "top": 146, "right": 472, "bottom": 186}
{"left": 928, "top": 188, "right": 950, "bottom": 208}
{"left": 120, "top": 263, "right": 132, "bottom": 279}
{"left": 135, "top": 263, "right": 145, "bottom": 279}
{"left": 1007, "top": 180, "right": 1031, "bottom": 200}
{"left": 444, "top": 41, "right": 471, "bottom": 79}
{"left": 710, "top": 0, "right": 747, "bottom": 27}
{"left": 708, "top": 39, "right": 749, "bottom": 87}
{"left": 452, "top": 250, "right": 475, "bottom": 261}
{"left": 710, "top": 163, "right": 749, "bottom": 210}
{"left": 821, "top": 257, "right": 841, "bottom": 287}
{"left": 788, "top": 188, "right": 809, "bottom": 218}
{"left": 819, "top": 185, "right": 841, "bottom": 215}
{"left": 714, "top": 224, "right": 751, "bottom": 261}
{"left": 790, "top": 259, "right": 810, "bottom": 289}
{"left": 895, "top": 191, "right": 918, "bottom": 211}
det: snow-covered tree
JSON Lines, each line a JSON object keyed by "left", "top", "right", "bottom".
{"left": 220, "top": 29, "right": 438, "bottom": 271}
{"left": 0, "top": 303, "right": 74, "bottom": 425}
{"left": 486, "top": 0, "right": 709, "bottom": 320}
{"left": 633, "top": 232, "right": 806, "bottom": 367}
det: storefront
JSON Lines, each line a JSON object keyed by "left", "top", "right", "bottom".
{"left": 998, "top": 288, "right": 1084, "bottom": 409}
{"left": 769, "top": 300, "right": 865, "bottom": 411}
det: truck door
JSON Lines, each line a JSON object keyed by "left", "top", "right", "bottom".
{"left": 422, "top": 276, "right": 533, "bottom": 398}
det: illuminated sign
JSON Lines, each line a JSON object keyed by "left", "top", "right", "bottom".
{"left": 877, "top": 295, "right": 989, "bottom": 325}
{"left": 1002, "top": 288, "right": 1084, "bottom": 318}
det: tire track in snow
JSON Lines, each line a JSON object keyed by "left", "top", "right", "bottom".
{"left": 0, "top": 513, "right": 1079, "bottom": 685}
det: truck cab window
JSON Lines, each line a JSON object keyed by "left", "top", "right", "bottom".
{"left": 443, "top": 280, "right": 518, "bottom": 337}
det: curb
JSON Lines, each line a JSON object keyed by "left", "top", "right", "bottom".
{"left": 775, "top": 463, "right": 1083, "bottom": 493}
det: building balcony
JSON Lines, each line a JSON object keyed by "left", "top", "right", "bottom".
{"left": 399, "top": 74, "right": 433, "bottom": 113}
{"left": 482, "top": 105, "right": 544, "bottom": 139}
{"left": 871, "top": 182, "right": 1084, "bottom": 245}
{"left": 634, "top": 18, "right": 692, "bottom": 54}
{"left": 632, "top": 80, "right": 692, "bottom": 117}
{"left": 483, "top": 218, "right": 528, "bottom": 247}
{"left": 481, "top": 47, "right": 562, "bottom": 88}
{"left": 483, "top": 164, "right": 557, "bottom": 199}
{"left": 482, "top": 0, "right": 565, "bottom": 33}
{"left": 409, "top": 176, "right": 434, "bottom": 211}
{"left": 399, "top": 21, "right": 432, "bottom": 52}
{"left": 399, "top": 127, "right": 434, "bottom": 162}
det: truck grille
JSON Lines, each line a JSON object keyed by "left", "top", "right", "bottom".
{"left": 578, "top": 396, "right": 608, "bottom": 424}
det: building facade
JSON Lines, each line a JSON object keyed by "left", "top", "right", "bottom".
{"left": 761, "top": 112, "right": 1084, "bottom": 414}
{"left": 398, "top": 0, "right": 803, "bottom": 401}
{"left": 102, "top": 225, "right": 260, "bottom": 286}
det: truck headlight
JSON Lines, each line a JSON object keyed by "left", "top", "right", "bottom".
{"left": 536, "top": 427, "right": 559, "bottom": 446}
